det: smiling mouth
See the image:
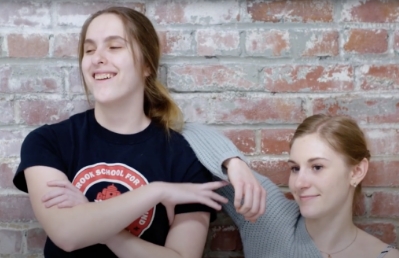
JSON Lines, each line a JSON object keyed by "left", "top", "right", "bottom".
{"left": 299, "top": 195, "right": 320, "bottom": 201}
{"left": 93, "top": 73, "right": 116, "bottom": 80}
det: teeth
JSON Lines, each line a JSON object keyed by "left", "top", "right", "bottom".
{"left": 94, "top": 73, "right": 114, "bottom": 80}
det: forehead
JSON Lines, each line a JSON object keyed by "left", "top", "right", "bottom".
{"left": 85, "top": 13, "right": 126, "bottom": 40}
{"left": 289, "top": 133, "right": 340, "bottom": 162}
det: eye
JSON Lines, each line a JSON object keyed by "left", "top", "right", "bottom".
{"left": 85, "top": 49, "right": 94, "bottom": 54}
{"left": 312, "top": 165, "right": 323, "bottom": 171}
{"left": 290, "top": 166, "right": 300, "bottom": 173}
{"left": 110, "top": 46, "right": 122, "bottom": 50}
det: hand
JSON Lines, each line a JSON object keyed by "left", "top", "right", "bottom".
{"left": 223, "top": 158, "right": 266, "bottom": 222}
{"left": 41, "top": 180, "right": 89, "bottom": 208}
{"left": 156, "top": 181, "right": 229, "bottom": 225}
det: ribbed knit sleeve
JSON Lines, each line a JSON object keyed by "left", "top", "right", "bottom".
{"left": 182, "top": 123, "right": 248, "bottom": 181}
{"left": 182, "top": 122, "right": 323, "bottom": 258}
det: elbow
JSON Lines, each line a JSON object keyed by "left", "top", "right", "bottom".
{"left": 47, "top": 228, "right": 82, "bottom": 252}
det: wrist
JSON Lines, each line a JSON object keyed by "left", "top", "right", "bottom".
{"left": 222, "top": 157, "right": 243, "bottom": 170}
{"left": 148, "top": 182, "right": 167, "bottom": 202}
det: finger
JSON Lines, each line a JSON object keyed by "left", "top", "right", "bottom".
{"left": 233, "top": 181, "right": 244, "bottom": 210}
{"left": 58, "top": 200, "right": 74, "bottom": 208}
{"left": 238, "top": 183, "right": 253, "bottom": 215}
{"left": 247, "top": 187, "right": 261, "bottom": 219}
{"left": 208, "top": 191, "right": 228, "bottom": 204}
{"left": 198, "top": 197, "right": 222, "bottom": 211}
{"left": 41, "top": 189, "right": 65, "bottom": 202}
{"left": 202, "top": 181, "right": 229, "bottom": 190}
{"left": 247, "top": 188, "right": 267, "bottom": 221}
{"left": 43, "top": 195, "right": 68, "bottom": 208}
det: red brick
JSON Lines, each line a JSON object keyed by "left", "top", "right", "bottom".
{"left": 0, "top": 230, "right": 22, "bottom": 254}
{"left": 0, "top": 130, "right": 25, "bottom": 158}
{"left": 247, "top": 0, "right": 333, "bottom": 23}
{"left": 364, "top": 160, "right": 399, "bottom": 187}
{"left": 222, "top": 129, "right": 256, "bottom": 155}
{"left": 245, "top": 30, "right": 289, "bottom": 57}
{"left": 365, "top": 129, "right": 399, "bottom": 156}
{"left": 0, "top": 195, "right": 36, "bottom": 222}
{"left": 168, "top": 65, "right": 259, "bottom": 91}
{"left": 358, "top": 65, "right": 399, "bottom": 91}
{"left": 0, "top": 100, "right": 15, "bottom": 125}
{"left": 7, "top": 34, "right": 49, "bottom": 58}
{"left": 148, "top": 1, "right": 239, "bottom": 25}
{"left": 0, "top": 163, "right": 17, "bottom": 189}
{"left": 68, "top": 67, "right": 85, "bottom": 94}
{"left": 55, "top": 2, "right": 145, "bottom": 27}
{"left": 342, "top": 0, "right": 399, "bottom": 23}
{"left": 262, "top": 65, "right": 353, "bottom": 92}
{"left": 196, "top": 29, "right": 240, "bottom": 56}
{"left": 370, "top": 191, "right": 399, "bottom": 218}
{"left": 356, "top": 222, "right": 397, "bottom": 244}
{"left": 261, "top": 129, "right": 294, "bottom": 155}
{"left": 251, "top": 159, "right": 290, "bottom": 186}
{"left": 344, "top": 29, "right": 388, "bottom": 54}
{"left": 354, "top": 192, "right": 366, "bottom": 216}
{"left": 394, "top": 31, "right": 399, "bottom": 53}
{"left": 158, "top": 30, "right": 194, "bottom": 56}
{"left": 312, "top": 97, "right": 399, "bottom": 124}
{"left": 3, "top": 66, "right": 63, "bottom": 93}
{"left": 293, "top": 30, "right": 339, "bottom": 57}
{"left": 26, "top": 228, "right": 47, "bottom": 252}
{"left": 174, "top": 95, "right": 210, "bottom": 123}
{"left": 209, "top": 226, "right": 242, "bottom": 251}
{"left": 53, "top": 33, "right": 79, "bottom": 58}
{"left": 18, "top": 100, "right": 91, "bottom": 126}
{"left": 0, "top": 2, "right": 51, "bottom": 28}
{"left": 214, "top": 96, "right": 306, "bottom": 124}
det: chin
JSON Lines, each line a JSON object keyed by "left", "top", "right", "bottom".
{"left": 298, "top": 206, "right": 323, "bottom": 220}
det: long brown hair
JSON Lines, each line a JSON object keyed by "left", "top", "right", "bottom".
{"left": 290, "top": 114, "right": 370, "bottom": 213}
{"left": 78, "top": 7, "right": 183, "bottom": 132}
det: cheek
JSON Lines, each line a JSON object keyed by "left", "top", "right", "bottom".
{"left": 81, "top": 57, "right": 91, "bottom": 72}
{"left": 288, "top": 174, "right": 296, "bottom": 192}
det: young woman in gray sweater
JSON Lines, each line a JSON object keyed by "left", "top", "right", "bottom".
{"left": 39, "top": 114, "right": 397, "bottom": 258}
{"left": 182, "top": 114, "right": 398, "bottom": 258}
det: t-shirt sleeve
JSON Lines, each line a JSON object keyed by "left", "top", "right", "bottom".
{"left": 13, "top": 125, "right": 67, "bottom": 193}
{"left": 172, "top": 135, "right": 217, "bottom": 221}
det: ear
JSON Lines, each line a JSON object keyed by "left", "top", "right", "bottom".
{"left": 350, "top": 158, "right": 369, "bottom": 186}
{"left": 142, "top": 65, "right": 150, "bottom": 78}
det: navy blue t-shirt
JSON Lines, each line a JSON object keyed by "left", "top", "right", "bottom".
{"left": 13, "top": 109, "right": 215, "bottom": 257}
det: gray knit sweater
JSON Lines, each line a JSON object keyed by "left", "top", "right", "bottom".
{"left": 182, "top": 123, "right": 322, "bottom": 258}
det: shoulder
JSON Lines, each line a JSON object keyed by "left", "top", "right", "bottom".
{"left": 168, "top": 128, "right": 194, "bottom": 150}
{"left": 357, "top": 229, "right": 398, "bottom": 258}
{"left": 381, "top": 247, "right": 399, "bottom": 258}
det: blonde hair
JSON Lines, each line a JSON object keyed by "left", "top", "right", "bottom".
{"left": 78, "top": 7, "right": 183, "bottom": 132}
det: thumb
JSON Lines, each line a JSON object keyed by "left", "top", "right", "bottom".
{"left": 165, "top": 204, "right": 175, "bottom": 226}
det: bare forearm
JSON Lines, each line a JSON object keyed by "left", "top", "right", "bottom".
{"left": 34, "top": 183, "right": 163, "bottom": 251}
{"left": 106, "top": 231, "right": 186, "bottom": 258}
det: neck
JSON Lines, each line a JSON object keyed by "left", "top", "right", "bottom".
{"left": 94, "top": 98, "right": 151, "bottom": 135}
{"left": 305, "top": 208, "right": 357, "bottom": 254}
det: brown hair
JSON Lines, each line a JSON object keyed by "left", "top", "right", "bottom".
{"left": 78, "top": 6, "right": 183, "bottom": 132}
{"left": 289, "top": 114, "right": 370, "bottom": 212}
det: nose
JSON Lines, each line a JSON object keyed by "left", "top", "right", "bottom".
{"left": 293, "top": 169, "right": 311, "bottom": 190}
{"left": 91, "top": 49, "right": 107, "bottom": 65}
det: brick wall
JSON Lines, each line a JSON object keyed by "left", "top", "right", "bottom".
{"left": 0, "top": 0, "right": 398, "bottom": 257}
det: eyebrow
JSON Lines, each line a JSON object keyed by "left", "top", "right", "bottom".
{"left": 84, "top": 35, "right": 127, "bottom": 45}
{"left": 287, "top": 157, "right": 330, "bottom": 164}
